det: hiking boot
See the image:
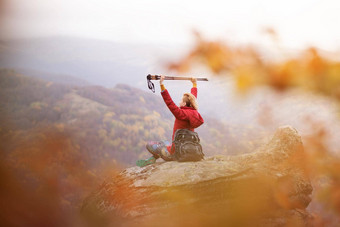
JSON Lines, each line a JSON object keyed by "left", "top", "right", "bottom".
{"left": 136, "top": 156, "right": 156, "bottom": 167}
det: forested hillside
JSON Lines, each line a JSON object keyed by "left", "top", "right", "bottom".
{"left": 1, "top": 68, "right": 267, "bottom": 168}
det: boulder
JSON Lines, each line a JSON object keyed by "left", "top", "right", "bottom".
{"left": 81, "top": 126, "right": 313, "bottom": 226}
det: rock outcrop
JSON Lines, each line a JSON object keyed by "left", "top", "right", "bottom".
{"left": 81, "top": 126, "right": 313, "bottom": 226}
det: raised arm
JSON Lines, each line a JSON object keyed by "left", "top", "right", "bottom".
{"left": 161, "top": 90, "right": 188, "bottom": 120}
{"left": 190, "top": 77, "right": 197, "bottom": 98}
{"left": 160, "top": 75, "right": 188, "bottom": 120}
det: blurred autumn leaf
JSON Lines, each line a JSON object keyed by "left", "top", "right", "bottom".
{"left": 169, "top": 32, "right": 340, "bottom": 98}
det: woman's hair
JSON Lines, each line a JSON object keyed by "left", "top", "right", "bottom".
{"left": 182, "top": 93, "right": 198, "bottom": 110}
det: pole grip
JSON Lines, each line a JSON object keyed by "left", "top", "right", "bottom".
{"left": 147, "top": 74, "right": 161, "bottom": 80}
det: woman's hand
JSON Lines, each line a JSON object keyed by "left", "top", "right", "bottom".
{"left": 191, "top": 77, "right": 197, "bottom": 84}
{"left": 160, "top": 75, "right": 165, "bottom": 85}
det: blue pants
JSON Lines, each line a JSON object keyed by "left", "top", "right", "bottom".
{"left": 146, "top": 141, "right": 174, "bottom": 161}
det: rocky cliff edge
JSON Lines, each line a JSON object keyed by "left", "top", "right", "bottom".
{"left": 81, "top": 126, "right": 313, "bottom": 226}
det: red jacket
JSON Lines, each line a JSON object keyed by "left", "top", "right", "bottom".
{"left": 161, "top": 87, "right": 204, "bottom": 153}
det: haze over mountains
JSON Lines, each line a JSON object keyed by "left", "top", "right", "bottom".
{"left": 0, "top": 36, "right": 244, "bottom": 123}
{"left": 1, "top": 36, "right": 340, "bottom": 153}
{"left": 0, "top": 36, "right": 158, "bottom": 87}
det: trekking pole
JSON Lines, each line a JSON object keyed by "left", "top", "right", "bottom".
{"left": 147, "top": 74, "right": 208, "bottom": 93}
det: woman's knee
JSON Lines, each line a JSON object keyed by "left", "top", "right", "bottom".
{"left": 146, "top": 141, "right": 161, "bottom": 158}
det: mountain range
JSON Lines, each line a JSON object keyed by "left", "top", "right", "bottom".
{"left": 1, "top": 35, "right": 339, "bottom": 153}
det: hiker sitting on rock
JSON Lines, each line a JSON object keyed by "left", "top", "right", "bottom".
{"left": 137, "top": 75, "right": 204, "bottom": 167}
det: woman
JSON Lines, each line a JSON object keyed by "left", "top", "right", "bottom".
{"left": 136, "top": 75, "right": 204, "bottom": 167}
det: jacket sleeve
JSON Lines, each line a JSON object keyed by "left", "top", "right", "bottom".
{"left": 161, "top": 89, "right": 188, "bottom": 120}
{"left": 191, "top": 87, "right": 197, "bottom": 98}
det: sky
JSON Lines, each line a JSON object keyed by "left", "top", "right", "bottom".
{"left": 1, "top": 0, "right": 340, "bottom": 51}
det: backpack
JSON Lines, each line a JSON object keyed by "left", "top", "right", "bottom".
{"left": 171, "top": 129, "right": 204, "bottom": 162}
